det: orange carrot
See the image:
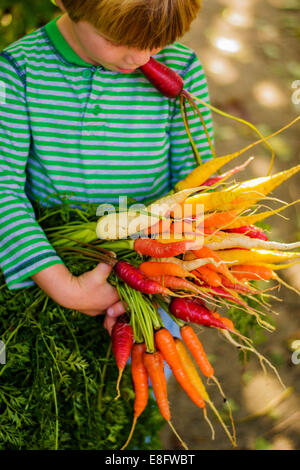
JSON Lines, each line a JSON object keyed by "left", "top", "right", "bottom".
{"left": 148, "top": 275, "right": 201, "bottom": 294}
{"left": 121, "top": 343, "right": 148, "bottom": 450}
{"left": 180, "top": 325, "right": 214, "bottom": 378}
{"left": 180, "top": 325, "right": 235, "bottom": 437}
{"left": 230, "top": 264, "right": 275, "bottom": 281}
{"left": 143, "top": 349, "right": 188, "bottom": 449}
{"left": 193, "top": 266, "right": 223, "bottom": 287}
{"left": 192, "top": 246, "right": 240, "bottom": 284}
{"left": 203, "top": 211, "right": 240, "bottom": 229}
{"left": 155, "top": 328, "right": 205, "bottom": 409}
{"left": 143, "top": 350, "right": 170, "bottom": 421}
{"left": 139, "top": 261, "right": 192, "bottom": 279}
{"left": 211, "top": 312, "right": 235, "bottom": 331}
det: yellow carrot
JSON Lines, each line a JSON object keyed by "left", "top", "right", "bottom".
{"left": 222, "top": 199, "right": 300, "bottom": 229}
{"left": 184, "top": 164, "right": 300, "bottom": 216}
{"left": 174, "top": 338, "right": 236, "bottom": 447}
{"left": 175, "top": 153, "right": 247, "bottom": 192}
{"left": 215, "top": 248, "right": 300, "bottom": 265}
{"left": 205, "top": 232, "right": 300, "bottom": 251}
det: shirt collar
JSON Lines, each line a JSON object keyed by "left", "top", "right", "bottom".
{"left": 44, "top": 16, "right": 97, "bottom": 68}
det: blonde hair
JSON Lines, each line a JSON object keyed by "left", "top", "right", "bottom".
{"left": 61, "top": 0, "right": 202, "bottom": 49}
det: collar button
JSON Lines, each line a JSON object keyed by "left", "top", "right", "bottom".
{"left": 83, "top": 69, "right": 93, "bottom": 79}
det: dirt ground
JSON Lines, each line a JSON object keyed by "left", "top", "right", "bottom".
{"left": 160, "top": 0, "right": 300, "bottom": 451}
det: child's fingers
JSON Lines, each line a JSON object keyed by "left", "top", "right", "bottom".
{"left": 104, "top": 301, "right": 127, "bottom": 335}
{"left": 93, "top": 262, "right": 113, "bottom": 283}
{"left": 107, "top": 301, "right": 127, "bottom": 318}
{"left": 103, "top": 315, "right": 116, "bottom": 336}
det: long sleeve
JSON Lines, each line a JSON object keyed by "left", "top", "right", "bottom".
{"left": 0, "top": 54, "right": 64, "bottom": 289}
{"left": 168, "top": 53, "right": 214, "bottom": 186}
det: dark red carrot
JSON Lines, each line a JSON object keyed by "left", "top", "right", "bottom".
{"left": 169, "top": 298, "right": 230, "bottom": 330}
{"left": 140, "top": 57, "right": 183, "bottom": 98}
{"left": 114, "top": 260, "right": 172, "bottom": 295}
{"left": 224, "top": 225, "right": 268, "bottom": 241}
{"left": 111, "top": 315, "right": 134, "bottom": 399}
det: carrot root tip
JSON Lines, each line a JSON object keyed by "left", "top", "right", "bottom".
{"left": 115, "top": 368, "right": 124, "bottom": 400}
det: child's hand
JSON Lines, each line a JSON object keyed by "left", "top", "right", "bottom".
{"left": 31, "top": 263, "right": 126, "bottom": 334}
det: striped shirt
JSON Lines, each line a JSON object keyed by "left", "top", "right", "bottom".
{"left": 0, "top": 16, "right": 214, "bottom": 290}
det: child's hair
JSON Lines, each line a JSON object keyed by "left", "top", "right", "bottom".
{"left": 61, "top": 0, "right": 202, "bottom": 50}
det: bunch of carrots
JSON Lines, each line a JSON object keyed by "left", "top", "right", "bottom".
{"left": 46, "top": 58, "right": 300, "bottom": 450}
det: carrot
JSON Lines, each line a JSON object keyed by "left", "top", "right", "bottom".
{"left": 224, "top": 225, "right": 268, "bottom": 241}
{"left": 192, "top": 246, "right": 237, "bottom": 282}
{"left": 180, "top": 325, "right": 214, "bottom": 378}
{"left": 184, "top": 164, "right": 300, "bottom": 216}
{"left": 134, "top": 237, "right": 201, "bottom": 258}
{"left": 155, "top": 328, "right": 205, "bottom": 409}
{"left": 205, "top": 232, "right": 300, "bottom": 251}
{"left": 230, "top": 264, "right": 275, "bottom": 281}
{"left": 114, "top": 260, "right": 172, "bottom": 295}
{"left": 96, "top": 185, "right": 197, "bottom": 240}
{"left": 169, "top": 298, "right": 230, "bottom": 330}
{"left": 175, "top": 154, "right": 247, "bottom": 192}
{"left": 148, "top": 275, "right": 202, "bottom": 294}
{"left": 211, "top": 311, "right": 235, "bottom": 331}
{"left": 215, "top": 248, "right": 300, "bottom": 265}
{"left": 174, "top": 337, "right": 237, "bottom": 447}
{"left": 111, "top": 316, "right": 134, "bottom": 400}
{"left": 200, "top": 285, "right": 253, "bottom": 309}
{"left": 149, "top": 256, "right": 223, "bottom": 272}
{"left": 180, "top": 325, "right": 233, "bottom": 414}
{"left": 223, "top": 199, "right": 300, "bottom": 229}
{"left": 139, "top": 261, "right": 192, "bottom": 279}
{"left": 202, "top": 157, "right": 253, "bottom": 188}
{"left": 143, "top": 349, "right": 188, "bottom": 449}
{"left": 202, "top": 211, "right": 241, "bottom": 231}
{"left": 140, "top": 57, "right": 184, "bottom": 99}
{"left": 121, "top": 343, "right": 148, "bottom": 450}
{"left": 193, "top": 266, "right": 223, "bottom": 288}
{"left": 143, "top": 350, "right": 170, "bottom": 420}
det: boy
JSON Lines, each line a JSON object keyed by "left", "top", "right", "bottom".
{"left": 0, "top": 0, "right": 213, "bottom": 334}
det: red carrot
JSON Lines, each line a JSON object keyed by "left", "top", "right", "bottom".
{"left": 169, "top": 298, "right": 230, "bottom": 330}
{"left": 114, "top": 260, "right": 172, "bottom": 295}
{"left": 203, "top": 158, "right": 253, "bottom": 187}
{"left": 225, "top": 225, "right": 268, "bottom": 241}
{"left": 111, "top": 316, "right": 134, "bottom": 399}
{"left": 134, "top": 237, "right": 197, "bottom": 258}
{"left": 140, "top": 57, "right": 183, "bottom": 98}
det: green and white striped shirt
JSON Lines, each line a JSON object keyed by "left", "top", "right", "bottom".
{"left": 0, "top": 16, "right": 213, "bottom": 290}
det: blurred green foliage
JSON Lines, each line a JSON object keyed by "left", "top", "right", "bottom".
{"left": 0, "top": 0, "right": 59, "bottom": 51}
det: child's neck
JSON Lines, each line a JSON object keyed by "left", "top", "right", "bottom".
{"left": 56, "top": 14, "right": 99, "bottom": 66}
